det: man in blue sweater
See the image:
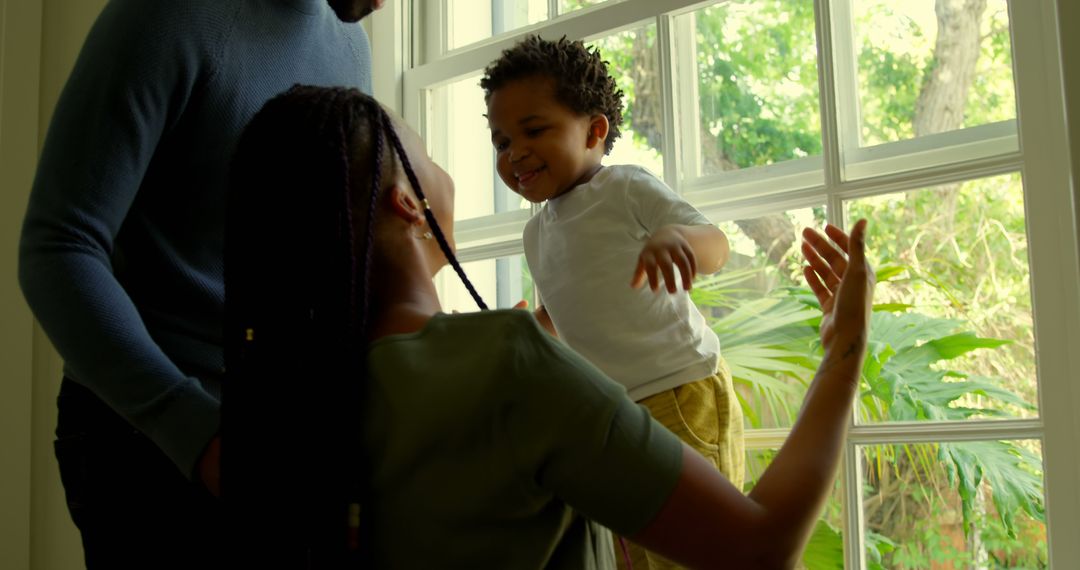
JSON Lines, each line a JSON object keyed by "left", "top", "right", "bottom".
{"left": 18, "top": 0, "right": 380, "bottom": 567}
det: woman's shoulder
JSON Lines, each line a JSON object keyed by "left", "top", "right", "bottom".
{"left": 431, "top": 311, "right": 598, "bottom": 377}
{"left": 443, "top": 310, "right": 560, "bottom": 361}
{"left": 371, "top": 310, "right": 550, "bottom": 358}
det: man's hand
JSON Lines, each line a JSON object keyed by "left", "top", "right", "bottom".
{"left": 197, "top": 435, "right": 222, "bottom": 498}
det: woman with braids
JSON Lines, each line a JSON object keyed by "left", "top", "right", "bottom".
{"left": 225, "top": 84, "right": 874, "bottom": 569}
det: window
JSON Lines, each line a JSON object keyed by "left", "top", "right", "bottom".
{"left": 376, "top": 0, "right": 1080, "bottom": 566}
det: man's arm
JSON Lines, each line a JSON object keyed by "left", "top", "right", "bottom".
{"left": 18, "top": 0, "right": 226, "bottom": 477}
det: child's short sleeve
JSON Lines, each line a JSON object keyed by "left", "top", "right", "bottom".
{"left": 504, "top": 314, "right": 684, "bottom": 537}
{"left": 623, "top": 167, "right": 712, "bottom": 233}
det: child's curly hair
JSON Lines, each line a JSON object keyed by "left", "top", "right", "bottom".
{"left": 481, "top": 35, "right": 624, "bottom": 155}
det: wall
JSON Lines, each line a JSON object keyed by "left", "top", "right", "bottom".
{"left": 30, "top": 1, "right": 108, "bottom": 568}
{"left": 0, "top": 1, "right": 44, "bottom": 568}
{"left": 1, "top": 0, "right": 107, "bottom": 568}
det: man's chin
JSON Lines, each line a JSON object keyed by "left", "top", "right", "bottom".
{"left": 327, "top": 0, "right": 377, "bottom": 22}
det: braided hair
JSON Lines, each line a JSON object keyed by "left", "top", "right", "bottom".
{"left": 224, "top": 85, "right": 484, "bottom": 567}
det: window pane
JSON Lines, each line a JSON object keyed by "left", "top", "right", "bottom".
{"left": 427, "top": 75, "right": 528, "bottom": 222}
{"left": 682, "top": 0, "right": 822, "bottom": 177}
{"left": 854, "top": 0, "right": 1016, "bottom": 147}
{"left": 694, "top": 208, "right": 825, "bottom": 429}
{"left": 587, "top": 23, "right": 665, "bottom": 178}
{"left": 435, "top": 255, "right": 532, "bottom": 314}
{"left": 845, "top": 173, "right": 1037, "bottom": 423}
{"left": 745, "top": 448, "right": 845, "bottom": 568}
{"left": 446, "top": 0, "right": 548, "bottom": 51}
{"left": 558, "top": 0, "right": 609, "bottom": 16}
{"left": 860, "top": 441, "right": 1047, "bottom": 569}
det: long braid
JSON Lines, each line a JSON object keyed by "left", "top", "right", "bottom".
{"left": 360, "top": 98, "right": 385, "bottom": 343}
{"left": 377, "top": 109, "right": 489, "bottom": 311}
{"left": 227, "top": 85, "right": 369, "bottom": 567}
{"left": 226, "top": 85, "right": 488, "bottom": 568}
{"left": 340, "top": 97, "right": 389, "bottom": 556}
{"left": 339, "top": 107, "right": 358, "bottom": 340}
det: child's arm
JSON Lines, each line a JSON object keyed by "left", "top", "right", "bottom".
{"left": 631, "top": 224, "right": 730, "bottom": 293}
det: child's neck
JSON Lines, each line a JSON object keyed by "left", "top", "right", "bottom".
{"left": 565, "top": 162, "right": 605, "bottom": 194}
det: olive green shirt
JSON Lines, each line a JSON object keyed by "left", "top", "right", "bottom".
{"left": 363, "top": 310, "right": 684, "bottom": 569}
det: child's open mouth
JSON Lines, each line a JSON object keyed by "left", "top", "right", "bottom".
{"left": 517, "top": 167, "right": 545, "bottom": 187}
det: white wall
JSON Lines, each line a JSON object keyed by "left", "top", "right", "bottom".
{"left": 0, "top": 1, "right": 44, "bottom": 568}
{"left": 1, "top": 0, "right": 107, "bottom": 568}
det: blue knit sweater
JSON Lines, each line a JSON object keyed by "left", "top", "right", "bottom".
{"left": 19, "top": 0, "right": 371, "bottom": 477}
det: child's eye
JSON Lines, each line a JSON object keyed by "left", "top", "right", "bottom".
{"left": 494, "top": 140, "right": 509, "bottom": 152}
{"left": 525, "top": 127, "right": 547, "bottom": 137}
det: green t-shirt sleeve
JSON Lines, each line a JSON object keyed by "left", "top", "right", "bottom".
{"left": 504, "top": 313, "right": 684, "bottom": 537}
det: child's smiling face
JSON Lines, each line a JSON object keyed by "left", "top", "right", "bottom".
{"left": 486, "top": 75, "right": 608, "bottom": 203}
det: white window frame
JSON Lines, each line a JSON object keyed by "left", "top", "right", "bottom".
{"left": 370, "top": 0, "right": 1080, "bottom": 566}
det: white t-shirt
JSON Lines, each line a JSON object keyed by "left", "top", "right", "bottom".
{"left": 523, "top": 165, "right": 721, "bottom": 400}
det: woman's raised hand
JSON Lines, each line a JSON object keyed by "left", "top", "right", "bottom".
{"left": 800, "top": 219, "right": 874, "bottom": 357}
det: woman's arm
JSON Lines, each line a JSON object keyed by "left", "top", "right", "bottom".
{"left": 630, "top": 220, "right": 873, "bottom": 569}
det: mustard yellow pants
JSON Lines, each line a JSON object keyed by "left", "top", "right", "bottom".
{"left": 616, "top": 359, "right": 745, "bottom": 570}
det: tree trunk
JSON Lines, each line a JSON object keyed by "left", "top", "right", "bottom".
{"left": 628, "top": 30, "right": 664, "bottom": 153}
{"left": 734, "top": 217, "right": 797, "bottom": 266}
{"left": 914, "top": 0, "right": 988, "bottom": 137}
{"left": 911, "top": 0, "right": 988, "bottom": 227}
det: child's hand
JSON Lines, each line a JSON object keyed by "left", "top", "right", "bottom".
{"left": 632, "top": 226, "right": 697, "bottom": 293}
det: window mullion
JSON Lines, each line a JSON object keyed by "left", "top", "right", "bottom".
{"left": 656, "top": 13, "right": 681, "bottom": 192}
{"left": 814, "top": 0, "right": 843, "bottom": 194}
{"left": 828, "top": 0, "right": 861, "bottom": 169}
{"left": 842, "top": 440, "right": 866, "bottom": 570}
{"left": 814, "top": 1, "right": 861, "bottom": 567}
{"left": 670, "top": 12, "right": 701, "bottom": 192}
{"left": 1009, "top": 1, "right": 1080, "bottom": 567}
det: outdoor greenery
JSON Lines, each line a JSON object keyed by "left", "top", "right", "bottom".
{"left": 572, "top": 0, "right": 1044, "bottom": 567}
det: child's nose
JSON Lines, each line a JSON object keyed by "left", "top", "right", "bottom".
{"left": 509, "top": 142, "right": 530, "bottom": 162}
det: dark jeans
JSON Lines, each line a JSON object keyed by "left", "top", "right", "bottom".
{"left": 54, "top": 378, "right": 225, "bottom": 569}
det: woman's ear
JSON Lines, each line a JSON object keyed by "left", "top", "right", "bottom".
{"left": 586, "top": 114, "right": 610, "bottom": 150}
{"left": 387, "top": 184, "right": 424, "bottom": 226}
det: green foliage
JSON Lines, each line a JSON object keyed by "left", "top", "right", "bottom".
{"left": 692, "top": 0, "right": 822, "bottom": 169}
{"left": 695, "top": 269, "right": 1045, "bottom": 568}
{"left": 583, "top": 0, "right": 1035, "bottom": 566}
{"left": 858, "top": 44, "right": 921, "bottom": 143}
{"left": 864, "top": 531, "right": 896, "bottom": 570}
{"left": 862, "top": 310, "right": 1029, "bottom": 422}
{"left": 802, "top": 521, "right": 845, "bottom": 570}
{"left": 940, "top": 441, "right": 1045, "bottom": 537}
